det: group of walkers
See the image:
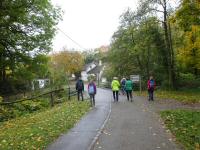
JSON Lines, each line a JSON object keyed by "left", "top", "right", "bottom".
{"left": 76, "top": 77, "right": 97, "bottom": 107}
{"left": 111, "top": 76, "right": 156, "bottom": 102}
{"left": 75, "top": 75, "right": 156, "bottom": 107}
{"left": 111, "top": 77, "right": 134, "bottom": 102}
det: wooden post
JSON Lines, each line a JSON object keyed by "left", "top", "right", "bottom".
{"left": 97, "top": 73, "right": 100, "bottom": 87}
{"left": 140, "top": 75, "right": 142, "bottom": 94}
{"left": 68, "top": 87, "right": 71, "bottom": 100}
{"left": 50, "top": 92, "right": 54, "bottom": 107}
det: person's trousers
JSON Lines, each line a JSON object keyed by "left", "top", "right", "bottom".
{"left": 126, "top": 90, "right": 133, "bottom": 101}
{"left": 77, "top": 90, "right": 84, "bottom": 101}
{"left": 89, "top": 94, "right": 95, "bottom": 106}
{"left": 113, "top": 91, "right": 119, "bottom": 101}
{"left": 148, "top": 88, "right": 154, "bottom": 100}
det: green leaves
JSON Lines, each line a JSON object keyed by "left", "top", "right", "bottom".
{"left": 176, "top": 0, "right": 200, "bottom": 31}
{"left": 0, "top": 0, "right": 62, "bottom": 94}
{"left": 107, "top": 10, "right": 166, "bottom": 81}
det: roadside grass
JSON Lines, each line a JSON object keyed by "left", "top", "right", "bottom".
{"left": 135, "top": 90, "right": 200, "bottom": 103}
{"left": 0, "top": 99, "right": 90, "bottom": 150}
{"left": 160, "top": 110, "right": 200, "bottom": 150}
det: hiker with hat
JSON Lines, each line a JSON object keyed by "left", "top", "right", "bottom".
{"left": 120, "top": 77, "right": 126, "bottom": 95}
{"left": 111, "top": 77, "right": 120, "bottom": 102}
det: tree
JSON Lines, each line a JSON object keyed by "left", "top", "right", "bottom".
{"left": 0, "top": 0, "right": 61, "bottom": 94}
{"left": 82, "top": 50, "right": 96, "bottom": 64}
{"left": 176, "top": 0, "right": 200, "bottom": 32}
{"left": 137, "top": 0, "right": 177, "bottom": 88}
{"left": 49, "top": 49, "right": 84, "bottom": 86}
{"left": 175, "top": 0, "right": 200, "bottom": 75}
{"left": 107, "top": 8, "right": 167, "bottom": 85}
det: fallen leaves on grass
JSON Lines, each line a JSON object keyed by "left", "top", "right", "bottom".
{"left": 161, "top": 110, "right": 200, "bottom": 150}
{"left": 135, "top": 90, "right": 200, "bottom": 103}
{"left": 0, "top": 100, "right": 90, "bottom": 150}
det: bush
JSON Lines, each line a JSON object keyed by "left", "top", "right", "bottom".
{"left": 179, "top": 73, "right": 196, "bottom": 81}
{"left": 160, "top": 80, "right": 171, "bottom": 90}
{"left": 0, "top": 98, "right": 50, "bottom": 122}
{"left": 0, "top": 96, "right": 3, "bottom": 102}
{"left": 177, "top": 73, "right": 200, "bottom": 89}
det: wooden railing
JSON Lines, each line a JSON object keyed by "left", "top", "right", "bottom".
{"left": 0, "top": 86, "right": 79, "bottom": 107}
{"left": 0, "top": 88, "right": 64, "bottom": 107}
{"left": 67, "top": 87, "right": 77, "bottom": 100}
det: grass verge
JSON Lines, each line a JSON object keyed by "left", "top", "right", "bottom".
{"left": 0, "top": 100, "right": 90, "bottom": 150}
{"left": 160, "top": 110, "right": 200, "bottom": 150}
{"left": 135, "top": 90, "right": 200, "bottom": 103}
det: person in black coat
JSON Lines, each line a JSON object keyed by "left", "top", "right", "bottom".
{"left": 76, "top": 77, "right": 84, "bottom": 101}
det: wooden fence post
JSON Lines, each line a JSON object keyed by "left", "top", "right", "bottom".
{"left": 68, "top": 87, "right": 70, "bottom": 100}
{"left": 50, "top": 92, "right": 54, "bottom": 107}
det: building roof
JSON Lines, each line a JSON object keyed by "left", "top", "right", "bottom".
{"left": 87, "top": 65, "right": 103, "bottom": 74}
{"left": 82, "top": 62, "right": 94, "bottom": 71}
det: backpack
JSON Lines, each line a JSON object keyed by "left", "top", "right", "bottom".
{"left": 149, "top": 80, "right": 154, "bottom": 88}
{"left": 88, "top": 84, "right": 95, "bottom": 94}
{"left": 121, "top": 80, "right": 126, "bottom": 86}
{"left": 77, "top": 80, "right": 83, "bottom": 90}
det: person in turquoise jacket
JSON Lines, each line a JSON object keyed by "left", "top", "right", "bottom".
{"left": 125, "top": 77, "right": 133, "bottom": 102}
{"left": 111, "top": 77, "right": 120, "bottom": 102}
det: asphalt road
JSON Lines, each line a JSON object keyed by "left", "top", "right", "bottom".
{"left": 47, "top": 88, "right": 112, "bottom": 150}
{"left": 93, "top": 93, "right": 182, "bottom": 150}
{"left": 47, "top": 88, "right": 182, "bottom": 150}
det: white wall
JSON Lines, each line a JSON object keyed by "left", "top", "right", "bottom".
{"left": 81, "top": 71, "right": 88, "bottom": 81}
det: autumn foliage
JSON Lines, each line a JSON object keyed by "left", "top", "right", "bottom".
{"left": 49, "top": 49, "right": 84, "bottom": 85}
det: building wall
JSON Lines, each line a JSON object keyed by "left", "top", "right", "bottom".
{"left": 81, "top": 71, "right": 88, "bottom": 81}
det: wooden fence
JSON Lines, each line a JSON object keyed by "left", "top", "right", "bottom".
{"left": 0, "top": 87, "right": 78, "bottom": 107}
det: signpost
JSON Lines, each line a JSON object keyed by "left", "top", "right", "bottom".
{"left": 130, "top": 75, "right": 141, "bottom": 93}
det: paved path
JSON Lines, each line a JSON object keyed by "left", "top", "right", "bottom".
{"left": 47, "top": 88, "right": 183, "bottom": 150}
{"left": 93, "top": 93, "right": 182, "bottom": 150}
{"left": 47, "top": 88, "right": 111, "bottom": 150}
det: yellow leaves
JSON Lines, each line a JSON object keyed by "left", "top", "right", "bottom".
{"left": 195, "top": 143, "right": 200, "bottom": 150}
{"left": 36, "top": 137, "right": 42, "bottom": 142}
{"left": 176, "top": 25, "right": 200, "bottom": 69}
{"left": 49, "top": 49, "right": 84, "bottom": 75}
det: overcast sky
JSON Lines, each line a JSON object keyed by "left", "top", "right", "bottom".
{"left": 51, "top": 0, "right": 139, "bottom": 51}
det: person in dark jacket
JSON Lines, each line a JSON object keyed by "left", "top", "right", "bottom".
{"left": 120, "top": 77, "right": 126, "bottom": 95}
{"left": 88, "top": 80, "right": 97, "bottom": 106}
{"left": 76, "top": 77, "right": 84, "bottom": 101}
{"left": 147, "top": 76, "right": 156, "bottom": 101}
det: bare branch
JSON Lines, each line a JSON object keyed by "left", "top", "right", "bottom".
{"left": 149, "top": 8, "right": 164, "bottom": 13}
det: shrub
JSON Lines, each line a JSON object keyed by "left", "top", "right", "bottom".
{"left": 0, "top": 98, "right": 50, "bottom": 122}
{"left": 177, "top": 73, "right": 200, "bottom": 89}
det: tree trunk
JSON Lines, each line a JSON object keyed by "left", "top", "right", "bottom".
{"left": 163, "top": 0, "right": 174, "bottom": 89}
{"left": 146, "top": 45, "right": 150, "bottom": 78}
{"left": 168, "top": 19, "right": 176, "bottom": 88}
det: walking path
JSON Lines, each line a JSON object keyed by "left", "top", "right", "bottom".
{"left": 47, "top": 88, "right": 111, "bottom": 150}
{"left": 47, "top": 88, "right": 193, "bottom": 150}
{"left": 93, "top": 94, "right": 182, "bottom": 150}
